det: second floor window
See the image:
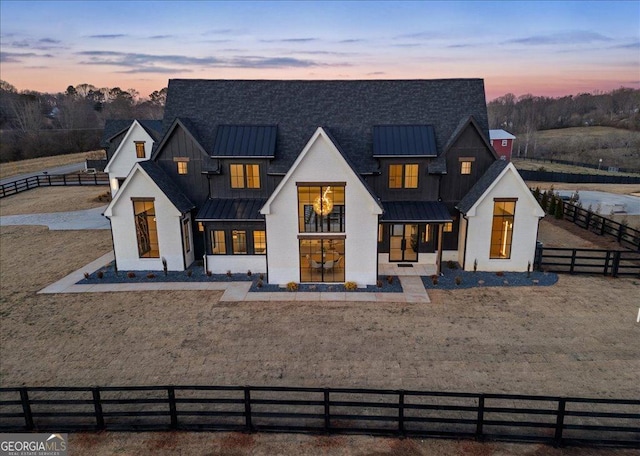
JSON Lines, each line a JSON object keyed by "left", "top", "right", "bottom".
{"left": 177, "top": 161, "right": 188, "bottom": 174}
{"left": 135, "top": 141, "right": 145, "bottom": 158}
{"left": 230, "top": 164, "right": 260, "bottom": 189}
{"left": 389, "top": 164, "right": 418, "bottom": 189}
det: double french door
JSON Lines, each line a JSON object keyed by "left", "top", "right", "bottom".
{"left": 389, "top": 224, "right": 418, "bottom": 262}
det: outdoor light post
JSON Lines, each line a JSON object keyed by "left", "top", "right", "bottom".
{"left": 598, "top": 158, "right": 602, "bottom": 170}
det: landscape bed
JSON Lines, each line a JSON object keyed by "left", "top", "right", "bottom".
{"left": 422, "top": 267, "right": 558, "bottom": 289}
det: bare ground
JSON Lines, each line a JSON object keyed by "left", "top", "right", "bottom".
{"left": 0, "top": 185, "right": 110, "bottom": 215}
{"left": 1, "top": 190, "right": 638, "bottom": 454}
{"left": 0, "top": 150, "right": 105, "bottom": 179}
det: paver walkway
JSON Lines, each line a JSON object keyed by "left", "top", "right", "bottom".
{"left": 38, "top": 251, "right": 431, "bottom": 303}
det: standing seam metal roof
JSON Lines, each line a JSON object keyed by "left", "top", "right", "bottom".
{"left": 372, "top": 125, "right": 437, "bottom": 157}
{"left": 212, "top": 125, "right": 277, "bottom": 157}
{"left": 381, "top": 201, "right": 452, "bottom": 222}
{"left": 196, "top": 198, "right": 267, "bottom": 221}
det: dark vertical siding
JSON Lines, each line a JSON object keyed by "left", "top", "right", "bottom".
{"left": 207, "top": 159, "right": 276, "bottom": 199}
{"left": 368, "top": 158, "right": 439, "bottom": 201}
{"left": 439, "top": 125, "right": 497, "bottom": 204}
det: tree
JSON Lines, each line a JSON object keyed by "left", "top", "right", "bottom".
{"left": 149, "top": 87, "right": 168, "bottom": 107}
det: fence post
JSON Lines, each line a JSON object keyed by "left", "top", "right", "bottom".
{"left": 167, "top": 387, "right": 178, "bottom": 429}
{"left": 92, "top": 387, "right": 105, "bottom": 430}
{"left": 617, "top": 225, "right": 625, "bottom": 244}
{"left": 398, "top": 390, "right": 405, "bottom": 437}
{"left": 612, "top": 251, "right": 621, "bottom": 278}
{"left": 94, "top": 173, "right": 98, "bottom": 185}
{"left": 48, "top": 174, "right": 51, "bottom": 186}
{"left": 554, "top": 399, "right": 566, "bottom": 447}
{"left": 323, "top": 388, "right": 330, "bottom": 433}
{"left": 476, "top": 394, "right": 485, "bottom": 441}
{"left": 244, "top": 387, "right": 253, "bottom": 432}
{"left": 585, "top": 211, "right": 591, "bottom": 230}
{"left": 14, "top": 181, "right": 18, "bottom": 195}
{"left": 63, "top": 174, "right": 67, "bottom": 186}
{"left": 569, "top": 249, "right": 577, "bottom": 274}
{"left": 600, "top": 218, "right": 606, "bottom": 236}
{"left": 19, "top": 387, "right": 34, "bottom": 431}
{"left": 604, "top": 251, "right": 611, "bottom": 276}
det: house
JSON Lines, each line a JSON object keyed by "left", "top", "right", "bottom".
{"left": 102, "top": 119, "right": 162, "bottom": 195}
{"left": 489, "top": 129, "right": 516, "bottom": 161}
{"left": 103, "top": 79, "right": 543, "bottom": 285}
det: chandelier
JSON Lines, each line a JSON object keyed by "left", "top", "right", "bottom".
{"left": 313, "top": 186, "right": 333, "bottom": 216}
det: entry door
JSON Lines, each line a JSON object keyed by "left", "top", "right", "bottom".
{"left": 389, "top": 224, "right": 418, "bottom": 262}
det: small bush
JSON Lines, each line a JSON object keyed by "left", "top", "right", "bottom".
{"left": 226, "top": 270, "right": 232, "bottom": 277}
{"left": 186, "top": 269, "right": 193, "bottom": 277}
{"left": 259, "top": 273, "right": 264, "bottom": 280}
{"left": 447, "top": 260, "right": 457, "bottom": 269}
{"left": 127, "top": 271, "right": 136, "bottom": 278}
{"left": 376, "top": 280, "right": 383, "bottom": 288}
{"left": 344, "top": 281, "right": 357, "bottom": 291}
{"left": 96, "top": 271, "right": 104, "bottom": 279}
{"left": 206, "top": 270, "right": 212, "bottom": 277}
{"left": 454, "top": 276, "right": 462, "bottom": 285}
{"left": 247, "top": 270, "right": 252, "bottom": 276}
{"left": 496, "top": 271, "right": 504, "bottom": 277}
{"left": 162, "top": 257, "right": 168, "bottom": 276}
{"left": 309, "top": 284, "right": 317, "bottom": 291}
{"left": 431, "top": 274, "right": 438, "bottom": 285}
{"left": 386, "top": 275, "right": 394, "bottom": 284}
{"left": 286, "top": 281, "right": 298, "bottom": 292}
{"left": 146, "top": 273, "right": 156, "bottom": 279}
{"left": 473, "top": 259, "right": 478, "bottom": 272}
{"left": 83, "top": 272, "right": 89, "bottom": 279}
{"left": 256, "top": 279, "right": 263, "bottom": 288}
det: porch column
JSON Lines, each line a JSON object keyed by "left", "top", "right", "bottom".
{"left": 436, "top": 223, "right": 444, "bottom": 275}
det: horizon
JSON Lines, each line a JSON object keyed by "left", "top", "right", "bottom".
{"left": 1, "top": 1, "right": 638, "bottom": 101}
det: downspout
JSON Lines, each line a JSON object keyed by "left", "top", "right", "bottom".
{"left": 180, "top": 214, "right": 187, "bottom": 270}
{"left": 461, "top": 214, "right": 469, "bottom": 270}
{"left": 202, "top": 223, "right": 208, "bottom": 274}
{"left": 436, "top": 223, "right": 444, "bottom": 275}
{"left": 106, "top": 216, "right": 118, "bottom": 275}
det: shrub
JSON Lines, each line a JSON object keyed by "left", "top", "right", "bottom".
{"left": 96, "top": 271, "right": 104, "bottom": 279}
{"left": 83, "top": 272, "right": 89, "bottom": 279}
{"left": 259, "top": 273, "right": 264, "bottom": 280}
{"left": 186, "top": 269, "right": 193, "bottom": 277}
{"left": 127, "top": 271, "right": 136, "bottom": 278}
{"left": 256, "top": 279, "right": 263, "bottom": 288}
{"left": 473, "top": 259, "right": 478, "bottom": 272}
{"left": 431, "top": 274, "right": 438, "bottom": 285}
{"left": 376, "top": 279, "right": 383, "bottom": 288}
{"left": 286, "top": 281, "right": 298, "bottom": 291}
{"left": 454, "top": 276, "right": 462, "bottom": 285}
{"left": 146, "top": 273, "right": 156, "bottom": 279}
{"left": 540, "top": 191, "right": 549, "bottom": 212}
{"left": 548, "top": 193, "right": 557, "bottom": 215}
{"left": 527, "top": 261, "right": 531, "bottom": 278}
{"left": 344, "top": 281, "right": 357, "bottom": 291}
{"left": 226, "top": 270, "right": 232, "bottom": 277}
{"left": 447, "top": 260, "right": 457, "bottom": 269}
{"left": 386, "top": 275, "right": 394, "bottom": 284}
{"left": 496, "top": 271, "right": 504, "bottom": 277}
{"left": 206, "top": 270, "right": 212, "bottom": 277}
{"left": 247, "top": 270, "right": 252, "bottom": 276}
{"left": 162, "top": 257, "right": 168, "bottom": 276}
{"left": 554, "top": 199, "right": 564, "bottom": 219}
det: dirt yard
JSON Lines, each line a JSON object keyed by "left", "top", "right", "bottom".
{"left": 0, "top": 186, "right": 110, "bottom": 215}
{"left": 0, "top": 150, "right": 105, "bottom": 179}
{"left": 1, "top": 187, "right": 638, "bottom": 454}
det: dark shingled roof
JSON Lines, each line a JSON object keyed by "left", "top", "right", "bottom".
{"left": 212, "top": 125, "right": 277, "bottom": 157}
{"left": 138, "top": 161, "right": 194, "bottom": 214}
{"left": 373, "top": 125, "right": 437, "bottom": 157}
{"left": 138, "top": 120, "right": 163, "bottom": 142}
{"left": 196, "top": 198, "right": 267, "bottom": 221}
{"left": 162, "top": 79, "right": 489, "bottom": 173}
{"left": 101, "top": 119, "right": 133, "bottom": 147}
{"left": 381, "top": 201, "right": 452, "bottom": 223}
{"left": 456, "top": 159, "right": 509, "bottom": 214}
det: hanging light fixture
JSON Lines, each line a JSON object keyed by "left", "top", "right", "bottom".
{"left": 313, "top": 186, "right": 333, "bottom": 216}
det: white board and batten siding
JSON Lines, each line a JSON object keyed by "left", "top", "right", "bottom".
{"left": 205, "top": 255, "right": 267, "bottom": 275}
{"left": 261, "top": 128, "right": 382, "bottom": 286}
{"left": 105, "top": 167, "right": 192, "bottom": 271}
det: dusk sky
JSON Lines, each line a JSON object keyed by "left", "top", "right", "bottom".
{"left": 1, "top": 0, "right": 638, "bottom": 100}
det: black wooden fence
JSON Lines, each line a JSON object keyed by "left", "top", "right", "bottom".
{"left": 535, "top": 247, "right": 640, "bottom": 277}
{"left": 561, "top": 202, "right": 640, "bottom": 252}
{"left": 516, "top": 157, "right": 640, "bottom": 174}
{"left": 0, "top": 173, "right": 109, "bottom": 198}
{"left": 0, "top": 386, "right": 638, "bottom": 447}
{"left": 519, "top": 170, "right": 640, "bottom": 184}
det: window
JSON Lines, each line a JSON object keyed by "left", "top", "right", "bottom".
{"left": 230, "top": 164, "right": 260, "bottom": 188}
{"left": 133, "top": 199, "right": 159, "bottom": 258}
{"left": 232, "top": 230, "right": 247, "bottom": 254}
{"left": 298, "top": 185, "right": 345, "bottom": 233}
{"left": 198, "top": 222, "right": 204, "bottom": 232}
{"left": 135, "top": 141, "right": 145, "bottom": 158}
{"left": 253, "top": 230, "right": 266, "bottom": 254}
{"left": 211, "top": 230, "right": 226, "bottom": 254}
{"left": 378, "top": 225, "right": 383, "bottom": 243}
{"left": 299, "top": 238, "right": 345, "bottom": 283}
{"left": 490, "top": 200, "right": 516, "bottom": 259}
{"left": 182, "top": 219, "right": 191, "bottom": 253}
{"left": 389, "top": 164, "right": 418, "bottom": 189}
{"left": 443, "top": 222, "right": 453, "bottom": 232}
{"left": 177, "top": 161, "right": 188, "bottom": 175}
{"left": 422, "top": 224, "right": 430, "bottom": 243}
{"left": 461, "top": 161, "right": 472, "bottom": 174}
{"left": 501, "top": 140, "right": 508, "bottom": 147}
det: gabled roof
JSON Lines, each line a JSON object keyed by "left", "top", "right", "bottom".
{"left": 138, "top": 120, "right": 163, "bottom": 142}
{"left": 428, "top": 116, "right": 498, "bottom": 174}
{"left": 138, "top": 161, "right": 195, "bottom": 214}
{"left": 162, "top": 79, "right": 490, "bottom": 173}
{"left": 372, "top": 125, "right": 437, "bottom": 157}
{"left": 151, "top": 117, "right": 208, "bottom": 160}
{"left": 212, "top": 125, "right": 277, "bottom": 158}
{"left": 490, "top": 129, "right": 516, "bottom": 140}
{"left": 196, "top": 198, "right": 266, "bottom": 221}
{"left": 456, "top": 159, "right": 544, "bottom": 218}
{"left": 101, "top": 119, "right": 134, "bottom": 147}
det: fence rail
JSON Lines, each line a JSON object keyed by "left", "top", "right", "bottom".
{"left": 0, "top": 386, "right": 638, "bottom": 447}
{"left": 536, "top": 247, "right": 640, "bottom": 277}
{"left": 516, "top": 157, "right": 640, "bottom": 174}
{"left": 0, "top": 173, "right": 109, "bottom": 198}
{"left": 519, "top": 169, "right": 640, "bottom": 184}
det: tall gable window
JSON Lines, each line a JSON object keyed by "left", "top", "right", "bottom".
{"left": 490, "top": 199, "right": 516, "bottom": 259}
{"left": 298, "top": 184, "right": 345, "bottom": 233}
{"left": 135, "top": 141, "right": 146, "bottom": 158}
{"left": 389, "top": 164, "right": 418, "bottom": 189}
{"left": 230, "top": 164, "right": 260, "bottom": 189}
{"left": 133, "top": 199, "right": 159, "bottom": 258}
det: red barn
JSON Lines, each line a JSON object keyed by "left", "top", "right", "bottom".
{"left": 489, "top": 129, "right": 516, "bottom": 161}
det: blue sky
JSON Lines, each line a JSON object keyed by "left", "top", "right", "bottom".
{"left": 1, "top": 1, "right": 638, "bottom": 100}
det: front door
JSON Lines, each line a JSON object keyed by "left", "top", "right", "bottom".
{"left": 389, "top": 224, "right": 418, "bottom": 262}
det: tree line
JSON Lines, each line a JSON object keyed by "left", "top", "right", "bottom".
{"left": 0, "top": 81, "right": 166, "bottom": 162}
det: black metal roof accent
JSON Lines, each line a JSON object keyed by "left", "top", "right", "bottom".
{"left": 196, "top": 198, "right": 267, "bottom": 221}
{"left": 372, "top": 125, "right": 437, "bottom": 157}
{"left": 456, "top": 159, "right": 509, "bottom": 214}
{"left": 162, "top": 79, "right": 489, "bottom": 173}
{"left": 212, "top": 125, "right": 277, "bottom": 157}
{"left": 380, "top": 201, "right": 452, "bottom": 223}
{"left": 138, "top": 161, "right": 195, "bottom": 214}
